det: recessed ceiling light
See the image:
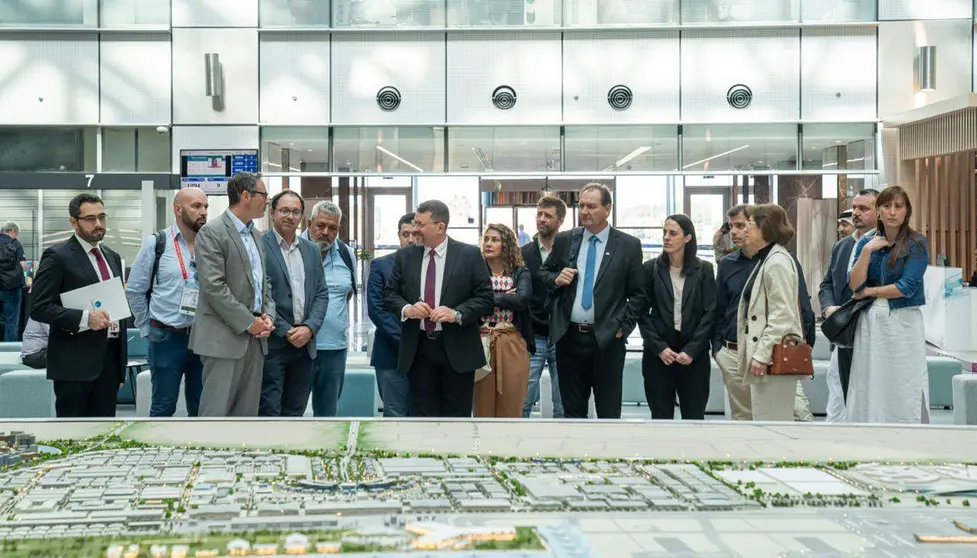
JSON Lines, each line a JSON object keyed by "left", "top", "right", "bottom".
{"left": 834, "top": 140, "right": 842, "bottom": 144}
{"left": 288, "top": 142, "right": 295, "bottom": 146}
{"left": 308, "top": 149, "right": 313, "bottom": 152}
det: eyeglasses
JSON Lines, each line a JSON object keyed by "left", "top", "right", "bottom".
{"left": 77, "top": 214, "right": 108, "bottom": 224}
{"left": 249, "top": 190, "right": 269, "bottom": 199}
{"left": 277, "top": 209, "right": 303, "bottom": 217}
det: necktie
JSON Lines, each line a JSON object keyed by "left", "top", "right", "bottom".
{"left": 90, "top": 248, "right": 111, "bottom": 281}
{"left": 581, "top": 236, "right": 598, "bottom": 310}
{"left": 424, "top": 249, "right": 437, "bottom": 333}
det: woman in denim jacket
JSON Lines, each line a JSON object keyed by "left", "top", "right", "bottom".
{"left": 846, "top": 185, "right": 929, "bottom": 424}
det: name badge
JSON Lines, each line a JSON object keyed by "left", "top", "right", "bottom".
{"left": 179, "top": 288, "right": 199, "bottom": 316}
{"left": 108, "top": 322, "right": 119, "bottom": 338}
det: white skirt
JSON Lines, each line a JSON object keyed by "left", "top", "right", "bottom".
{"left": 846, "top": 298, "right": 929, "bottom": 424}
{"left": 825, "top": 348, "right": 847, "bottom": 423}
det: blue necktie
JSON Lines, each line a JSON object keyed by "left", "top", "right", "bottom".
{"left": 581, "top": 236, "right": 598, "bottom": 310}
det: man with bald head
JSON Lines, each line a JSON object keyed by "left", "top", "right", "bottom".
{"left": 126, "top": 187, "right": 209, "bottom": 416}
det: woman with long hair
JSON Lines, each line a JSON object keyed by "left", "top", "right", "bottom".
{"left": 474, "top": 223, "right": 534, "bottom": 418}
{"left": 847, "top": 185, "right": 929, "bottom": 423}
{"left": 737, "top": 204, "right": 805, "bottom": 421}
{"left": 638, "top": 215, "right": 717, "bottom": 419}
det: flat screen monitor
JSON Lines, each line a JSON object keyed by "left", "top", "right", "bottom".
{"left": 179, "top": 149, "right": 259, "bottom": 195}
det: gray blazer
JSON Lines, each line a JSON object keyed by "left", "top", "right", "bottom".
{"left": 189, "top": 211, "right": 275, "bottom": 359}
{"left": 262, "top": 230, "right": 328, "bottom": 359}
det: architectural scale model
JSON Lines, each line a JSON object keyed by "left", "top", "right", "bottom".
{"left": 0, "top": 419, "right": 975, "bottom": 557}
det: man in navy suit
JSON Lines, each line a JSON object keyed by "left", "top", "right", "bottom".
{"left": 259, "top": 190, "right": 328, "bottom": 416}
{"left": 819, "top": 189, "right": 878, "bottom": 404}
{"left": 368, "top": 213, "right": 417, "bottom": 417}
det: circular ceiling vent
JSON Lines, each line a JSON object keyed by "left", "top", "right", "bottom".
{"left": 491, "top": 85, "right": 517, "bottom": 110}
{"left": 726, "top": 84, "right": 752, "bottom": 110}
{"left": 376, "top": 86, "right": 401, "bottom": 111}
{"left": 607, "top": 85, "right": 633, "bottom": 111}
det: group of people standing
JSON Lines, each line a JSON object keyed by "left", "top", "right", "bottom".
{"left": 26, "top": 173, "right": 930, "bottom": 424}
{"left": 820, "top": 187, "right": 930, "bottom": 424}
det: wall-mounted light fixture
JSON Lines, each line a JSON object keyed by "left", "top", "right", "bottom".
{"left": 204, "top": 53, "right": 223, "bottom": 97}
{"left": 917, "top": 46, "right": 936, "bottom": 92}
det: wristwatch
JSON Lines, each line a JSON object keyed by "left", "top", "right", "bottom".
{"left": 455, "top": 311, "right": 463, "bottom": 326}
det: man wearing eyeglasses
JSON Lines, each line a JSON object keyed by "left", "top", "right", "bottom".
{"left": 31, "top": 192, "right": 128, "bottom": 417}
{"left": 259, "top": 190, "right": 328, "bottom": 417}
{"left": 190, "top": 172, "right": 276, "bottom": 416}
{"left": 126, "top": 187, "right": 209, "bottom": 417}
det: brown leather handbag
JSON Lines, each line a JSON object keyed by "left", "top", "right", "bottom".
{"left": 769, "top": 333, "right": 814, "bottom": 376}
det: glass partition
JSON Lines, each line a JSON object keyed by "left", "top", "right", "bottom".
{"left": 564, "top": 125, "right": 678, "bottom": 173}
{"left": 682, "top": 124, "right": 797, "bottom": 172}
{"left": 102, "top": 127, "right": 170, "bottom": 172}
{"left": 100, "top": 0, "right": 169, "bottom": 27}
{"left": 0, "top": 127, "right": 96, "bottom": 172}
{"left": 332, "top": 0, "right": 445, "bottom": 27}
{"left": 260, "top": 0, "right": 331, "bottom": 26}
{"left": 448, "top": 127, "right": 561, "bottom": 172}
{"left": 446, "top": 0, "right": 562, "bottom": 26}
{"left": 334, "top": 127, "right": 445, "bottom": 173}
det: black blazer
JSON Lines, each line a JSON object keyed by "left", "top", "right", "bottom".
{"left": 30, "top": 236, "right": 128, "bottom": 383}
{"left": 637, "top": 257, "right": 717, "bottom": 360}
{"left": 487, "top": 265, "right": 536, "bottom": 356}
{"left": 520, "top": 240, "right": 551, "bottom": 339}
{"left": 818, "top": 234, "right": 857, "bottom": 312}
{"left": 384, "top": 238, "right": 494, "bottom": 374}
{"left": 539, "top": 226, "right": 647, "bottom": 349}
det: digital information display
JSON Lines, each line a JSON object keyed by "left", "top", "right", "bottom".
{"left": 179, "top": 149, "right": 259, "bottom": 195}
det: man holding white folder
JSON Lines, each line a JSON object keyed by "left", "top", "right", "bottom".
{"left": 31, "top": 193, "right": 128, "bottom": 417}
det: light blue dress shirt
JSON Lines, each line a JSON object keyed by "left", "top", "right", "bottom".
{"left": 126, "top": 227, "right": 200, "bottom": 337}
{"left": 226, "top": 211, "right": 263, "bottom": 314}
{"left": 315, "top": 242, "right": 354, "bottom": 351}
{"left": 570, "top": 224, "right": 610, "bottom": 324}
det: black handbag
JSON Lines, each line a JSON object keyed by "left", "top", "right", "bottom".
{"left": 820, "top": 297, "right": 874, "bottom": 349}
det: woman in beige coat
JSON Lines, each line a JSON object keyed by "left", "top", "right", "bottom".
{"left": 736, "top": 204, "right": 804, "bottom": 421}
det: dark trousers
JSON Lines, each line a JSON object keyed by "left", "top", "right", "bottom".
{"left": 642, "top": 333, "right": 710, "bottom": 420}
{"left": 838, "top": 347, "right": 854, "bottom": 401}
{"left": 260, "top": 344, "right": 314, "bottom": 417}
{"left": 148, "top": 327, "right": 203, "bottom": 417}
{"left": 555, "top": 326, "right": 626, "bottom": 419}
{"left": 409, "top": 335, "right": 474, "bottom": 418}
{"left": 0, "top": 287, "right": 21, "bottom": 342}
{"left": 53, "top": 339, "right": 121, "bottom": 418}
{"left": 311, "top": 348, "right": 347, "bottom": 417}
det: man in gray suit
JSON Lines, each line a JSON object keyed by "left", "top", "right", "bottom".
{"left": 190, "top": 172, "right": 275, "bottom": 416}
{"left": 260, "top": 190, "right": 328, "bottom": 416}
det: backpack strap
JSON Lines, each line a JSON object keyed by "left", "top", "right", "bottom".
{"left": 567, "top": 227, "right": 585, "bottom": 268}
{"left": 147, "top": 229, "right": 167, "bottom": 297}
{"left": 336, "top": 240, "right": 357, "bottom": 299}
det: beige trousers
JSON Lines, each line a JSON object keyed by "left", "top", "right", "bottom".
{"left": 474, "top": 327, "right": 530, "bottom": 418}
{"left": 714, "top": 346, "right": 813, "bottom": 422}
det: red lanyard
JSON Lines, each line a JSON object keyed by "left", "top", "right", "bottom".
{"left": 173, "top": 227, "right": 189, "bottom": 281}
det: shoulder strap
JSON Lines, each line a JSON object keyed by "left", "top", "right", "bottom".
{"left": 147, "top": 229, "right": 167, "bottom": 296}
{"left": 761, "top": 250, "right": 804, "bottom": 339}
{"left": 567, "top": 227, "right": 584, "bottom": 266}
{"left": 337, "top": 240, "right": 357, "bottom": 296}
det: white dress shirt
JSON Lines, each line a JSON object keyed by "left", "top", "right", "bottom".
{"left": 402, "top": 237, "right": 448, "bottom": 331}
{"left": 273, "top": 229, "right": 306, "bottom": 325}
{"left": 75, "top": 234, "right": 117, "bottom": 334}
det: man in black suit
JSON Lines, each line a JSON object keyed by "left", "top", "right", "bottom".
{"left": 384, "top": 199, "right": 493, "bottom": 417}
{"left": 31, "top": 193, "right": 128, "bottom": 417}
{"left": 520, "top": 195, "right": 566, "bottom": 418}
{"left": 540, "top": 183, "right": 646, "bottom": 419}
{"left": 819, "top": 189, "right": 878, "bottom": 403}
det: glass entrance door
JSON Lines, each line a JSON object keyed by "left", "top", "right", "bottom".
{"left": 365, "top": 189, "right": 411, "bottom": 259}
{"left": 684, "top": 187, "right": 730, "bottom": 262}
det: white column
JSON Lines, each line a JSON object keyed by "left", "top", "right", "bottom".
{"left": 142, "top": 180, "right": 155, "bottom": 238}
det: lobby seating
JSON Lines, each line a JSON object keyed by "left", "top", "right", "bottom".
{"left": 928, "top": 357, "right": 963, "bottom": 408}
{"left": 0, "top": 342, "right": 21, "bottom": 353}
{"left": 120, "top": 331, "right": 150, "bottom": 405}
{"left": 338, "top": 368, "right": 379, "bottom": 417}
{"left": 0, "top": 370, "right": 55, "bottom": 418}
{"left": 0, "top": 350, "right": 24, "bottom": 375}
{"left": 952, "top": 375, "right": 977, "bottom": 425}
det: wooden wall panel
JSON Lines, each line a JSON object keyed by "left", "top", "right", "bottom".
{"left": 911, "top": 153, "right": 975, "bottom": 279}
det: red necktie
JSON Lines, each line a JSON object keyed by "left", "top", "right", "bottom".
{"left": 90, "top": 248, "right": 111, "bottom": 281}
{"left": 424, "top": 249, "right": 436, "bottom": 333}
